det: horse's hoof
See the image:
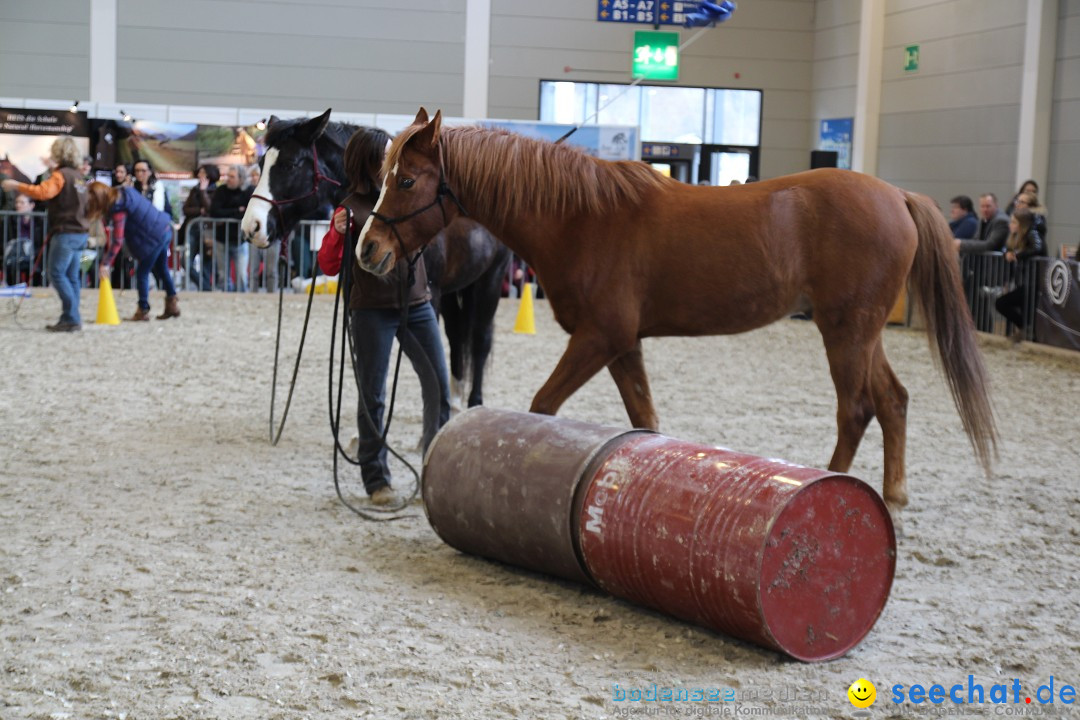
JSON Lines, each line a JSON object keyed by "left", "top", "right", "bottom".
{"left": 885, "top": 502, "right": 905, "bottom": 538}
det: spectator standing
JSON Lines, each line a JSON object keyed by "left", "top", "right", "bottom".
{"left": 209, "top": 165, "right": 251, "bottom": 291}
{"left": 1004, "top": 179, "right": 1039, "bottom": 216}
{"left": 958, "top": 193, "right": 1009, "bottom": 254}
{"left": 1011, "top": 192, "right": 1048, "bottom": 243}
{"left": 80, "top": 155, "right": 94, "bottom": 183}
{"left": 0, "top": 137, "right": 89, "bottom": 331}
{"left": 85, "top": 182, "right": 181, "bottom": 321}
{"left": 180, "top": 164, "right": 218, "bottom": 289}
{"left": 948, "top": 195, "right": 978, "bottom": 239}
{"left": 113, "top": 163, "right": 132, "bottom": 188}
{"left": 316, "top": 128, "right": 450, "bottom": 505}
{"left": 245, "top": 162, "right": 280, "bottom": 292}
{"left": 994, "top": 207, "right": 1046, "bottom": 341}
{"left": 133, "top": 160, "right": 173, "bottom": 219}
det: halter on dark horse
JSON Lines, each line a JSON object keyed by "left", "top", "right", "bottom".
{"left": 241, "top": 110, "right": 508, "bottom": 409}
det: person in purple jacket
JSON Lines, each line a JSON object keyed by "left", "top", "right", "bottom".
{"left": 85, "top": 181, "right": 180, "bottom": 321}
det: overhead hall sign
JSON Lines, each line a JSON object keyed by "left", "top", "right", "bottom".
{"left": 597, "top": 0, "right": 700, "bottom": 26}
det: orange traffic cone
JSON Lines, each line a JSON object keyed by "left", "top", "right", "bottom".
{"left": 96, "top": 276, "right": 120, "bottom": 325}
{"left": 513, "top": 282, "right": 536, "bottom": 335}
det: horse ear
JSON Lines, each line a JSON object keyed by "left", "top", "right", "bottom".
{"left": 267, "top": 115, "right": 280, "bottom": 128}
{"left": 297, "top": 108, "right": 332, "bottom": 144}
{"left": 412, "top": 110, "right": 442, "bottom": 153}
{"left": 413, "top": 107, "right": 430, "bottom": 126}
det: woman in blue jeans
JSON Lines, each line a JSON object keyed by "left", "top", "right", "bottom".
{"left": 1, "top": 137, "right": 90, "bottom": 331}
{"left": 84, "top": 182, "right": 181, "bottom": 321}
{"left": 316, "top": 127, "right": 450, "bottom": 506}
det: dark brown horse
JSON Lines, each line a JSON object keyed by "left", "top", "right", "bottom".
{"left": 357, "top": 108, "right": 997, "bottom": 517}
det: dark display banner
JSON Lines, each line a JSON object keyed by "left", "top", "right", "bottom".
{"left": 0, "top": 108, "right": 89, "bottom": 137}
{"left": 1035, "top": 259, "right": 1080, "bottom": 352}
{"left": 0, "top": 107, "right": 90, "bottom": 186}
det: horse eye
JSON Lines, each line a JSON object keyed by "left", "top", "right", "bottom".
{"left": 398, "top": 177, "right": 415, "bottom": 190}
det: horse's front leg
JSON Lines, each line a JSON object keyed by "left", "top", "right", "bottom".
{"left": 607, "top": 340, "right": 659, "bottom": 430}
{"left": 530, "top": 327, "right": 627, "bottom": 419}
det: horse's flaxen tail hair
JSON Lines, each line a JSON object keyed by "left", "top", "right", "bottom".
{"left": 904, "top": 191, "right": 998, "bottom": 473}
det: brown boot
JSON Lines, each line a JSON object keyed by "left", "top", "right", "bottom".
{"left": 129, "top": 307, "right": 150, "bottom": 322}
{"left": 157, "top": 295, "right": 180, "bottom": 320}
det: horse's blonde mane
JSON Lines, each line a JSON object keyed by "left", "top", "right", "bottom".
{"left": 385, "top": 124, "right": 673, "bottom": 224}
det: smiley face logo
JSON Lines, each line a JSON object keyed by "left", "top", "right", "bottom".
{"left": 847, "top": 678, "right": 876, "bottom": 708}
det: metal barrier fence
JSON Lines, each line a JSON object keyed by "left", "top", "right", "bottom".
{"left": 960, "top": 251, "right": 1042, "bottom": 341}
{"left": 179, "top": 218, "right": 330, "bottom": 292}
{"left": 0, "top": 210, "right": 48, "bottom": 287}
{"left": 7, "top": 212, "right": 1053, "bottom": 345}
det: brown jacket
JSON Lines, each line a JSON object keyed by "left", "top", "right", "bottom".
{"left": 15, "top": 166, "right": 88, "bottom": 236}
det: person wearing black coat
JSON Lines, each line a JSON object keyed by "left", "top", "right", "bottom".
{"left": 995, "top": 207, "right": 1047, "bottom": 341}
{"left": 958, "top": 193, "right": 1009, "bottom": 254}
{"left": 208, "top": 165, "right": 252, "bottom": 291}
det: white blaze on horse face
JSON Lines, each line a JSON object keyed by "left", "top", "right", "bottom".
{"left": 356, "top": 160, "right": 397, "bottom": 271}
{"left": 241, "top": 147, "right": 278, "bottom": 248}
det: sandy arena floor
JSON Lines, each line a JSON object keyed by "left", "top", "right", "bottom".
{"left": 1, "top": 288, "right": 1078, "bottom": 720}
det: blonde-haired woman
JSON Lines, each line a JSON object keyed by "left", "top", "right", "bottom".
{"left": 1, "top": 136, "right": 89, "bottom": 332}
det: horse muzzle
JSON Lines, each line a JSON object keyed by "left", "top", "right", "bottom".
{"left": 245, "top": 231, "right": 270, "bottom": 249}
{"left": 240, "top": 217, "right": 270, "bottom": 249}
{"left": 358, "top": 240, "right": 394, "bottom": 276}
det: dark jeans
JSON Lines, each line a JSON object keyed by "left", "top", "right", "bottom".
{"left": 350, "top": 302, "right": 450, "bottom": 494}
{"left": 995, "top": 286, "right": 1027, "bottom": 329}
{"left": 136, "top": 238, "right": 178, "bottom": 311}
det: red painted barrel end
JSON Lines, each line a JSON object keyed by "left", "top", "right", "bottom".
{"left": 575, "top": 435, "right": 896, "bottom": 662}
{"left": 758, "top": 475, "right": 895, "bottom": 662}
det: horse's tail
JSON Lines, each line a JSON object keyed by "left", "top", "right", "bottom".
{"left": 904, "top": 191, "right": 998, "bottom": 472}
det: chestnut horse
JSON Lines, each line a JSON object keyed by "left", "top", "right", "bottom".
{"left": 357, "top": 108, "right": 997, "bottom": 516}
{"left": 240, "top": 111, "right": 510, "bottom": 408}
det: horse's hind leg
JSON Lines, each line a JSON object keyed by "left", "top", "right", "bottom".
{"left": 869, "top": 338, "right": 909, "bottom": 515}
{"left": 607, "top": 340, "right": 659, "bottom": 430}
{"left": 820, "top": 332, "right": 877, "bottom": 474}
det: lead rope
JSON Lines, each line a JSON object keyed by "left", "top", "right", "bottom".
{"left": 268, "top": 242, "right": 318, "bottom": 446}
{"left": 329, "top": 208, "right": 420, "bottom": 520}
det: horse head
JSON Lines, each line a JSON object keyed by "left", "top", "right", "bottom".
{"left": 242, "top": 108, "right": 350, "bottom": 248}
{"left": 357, "top": 108, "right": 459, "bottom": 276}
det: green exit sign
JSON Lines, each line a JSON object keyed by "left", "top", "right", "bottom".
{"left": 904, "top": 44, "right": 919, "bottom": 73}
{"left": 633, "top": 30, "right": 679, "bottom": 81}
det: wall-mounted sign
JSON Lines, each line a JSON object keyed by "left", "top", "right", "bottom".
{"left": 597, "top": 0, "right": 701, "bottom": 26}
{"left": 633, "top": 31, "right": 679, "bottom": 81}
{"left": 904, "top": 44, "right": 920, "bottom": 73}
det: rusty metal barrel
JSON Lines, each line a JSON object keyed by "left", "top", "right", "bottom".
{"left": 422, "top": 407, "right": 895, "bottom": 662}
{"left": 421, "top": 408, "right": 647, "bottom": 584}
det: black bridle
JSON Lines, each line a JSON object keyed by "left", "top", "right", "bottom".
{"left": 367, "top": 149, "right": 467, "bottom": 269}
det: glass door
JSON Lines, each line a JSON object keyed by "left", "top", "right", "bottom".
{"left": 697, "top": 145, "right": 759, "bottom": 186}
